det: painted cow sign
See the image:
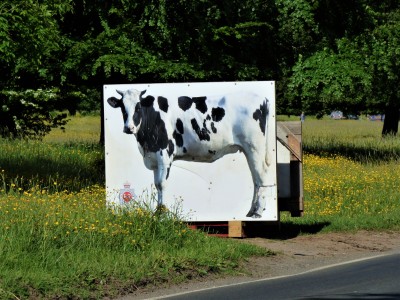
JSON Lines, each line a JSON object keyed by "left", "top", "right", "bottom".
{"left": 107, "top": 84, "right": 273, "bottom": 218}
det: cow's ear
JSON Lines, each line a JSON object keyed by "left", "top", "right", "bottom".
{"left": 107, "top": 97, "right": 121, "bottom": 108}
{"left": 139, "top": 90, "right": 147, "bottom": 99}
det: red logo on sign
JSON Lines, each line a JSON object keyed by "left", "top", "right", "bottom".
{"left": 122, "top": 191, "right": 133, "bottom": 202}
{"left": 119, "top": 182, "right": 136, "bottom": 204}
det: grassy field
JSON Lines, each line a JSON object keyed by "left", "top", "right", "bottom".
{"left": 0, "top": 115, "right": 269, "bottom": 299}
{"left": 1, "top": 115, "right": 400, "bottom": 299}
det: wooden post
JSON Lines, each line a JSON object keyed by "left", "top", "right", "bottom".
{"left": 228, "top": 221, "right": 245, "bottom": 238}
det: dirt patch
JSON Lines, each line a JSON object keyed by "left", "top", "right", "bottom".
{"left": 119, "top": 230, "right": 400, "bottom": 300}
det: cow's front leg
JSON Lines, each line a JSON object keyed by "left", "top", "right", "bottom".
{"left": 153, "top": 167, "right": 168, "bottom": 208}
{"left": 153, "top": 152, "right": 173, "bottom": 210}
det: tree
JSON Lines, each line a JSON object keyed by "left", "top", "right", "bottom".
{"left": 62, "top": 0, "right": 279, "bottom": 85}
{"left": 287, "top": 42, "right": 372, "bottom": 118}
{"left": 274, "top": 0, "right": 321, "bottom": 114}
{"left": 0, "top": 1, "right": 72, "bottom": 138}
{"left": 286, "top": 2, "right": 400, "bottom": 136}
{"left": 360, "top": 12, "right": 400, "bottom": 135}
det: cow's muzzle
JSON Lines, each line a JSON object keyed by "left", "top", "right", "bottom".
{"left": 123, "top": 126, "right": 135, "bottom": 134}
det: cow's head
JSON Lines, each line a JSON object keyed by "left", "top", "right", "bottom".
{"left": 107, "top": 89, "right": 146, "bottom": 134}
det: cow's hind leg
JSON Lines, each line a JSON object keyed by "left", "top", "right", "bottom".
{"left": 246, "top": 186, "right": 260, "bottom": 218}
{"left": 243, "top": 148, "right": 269, "bottom": 218}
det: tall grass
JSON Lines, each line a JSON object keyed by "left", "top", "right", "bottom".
{"left": 0, "top": 186, "right": 266, "bottom": 299}
{"left": 44, "top": 114, "right": 101, "bottom": 144}
{"left": 302, "top": 119, "right": 400, "bottom": 162}
{"left": 0, "top": 114, "right": 104, "bottom": 193}
{"left": 0, "top": 115, "right": 270, "bottom": 299}
{"left": 0, "top": 139, "right": 104, "bottom": 193}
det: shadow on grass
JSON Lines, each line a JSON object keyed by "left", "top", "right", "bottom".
{"left": 244, "top": 221, "right": 331, "bottom": 240}
{"left": 304, "top": 144, "right": 400, "bottom": 163}
{"left": 0, "top": 155, "right": 105, "bottom": 192}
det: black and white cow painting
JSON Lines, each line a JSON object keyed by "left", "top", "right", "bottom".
{"left": 107, "top": 84, "right": 274, "bottom": 218}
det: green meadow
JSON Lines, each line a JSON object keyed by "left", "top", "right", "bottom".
{"left": 0, "top": 115, "right": 269, "bottom": 299}
{"left": 1, "top": 115, "right": 400, "bottom": 299}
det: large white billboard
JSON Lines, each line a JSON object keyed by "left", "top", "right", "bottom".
{"left": 104, "top": 81, "right": 277, "bottom": 221}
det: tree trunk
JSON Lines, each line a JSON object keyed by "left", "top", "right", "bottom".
{"left": 382, "top": 100, "right": 400, "bottom": 136}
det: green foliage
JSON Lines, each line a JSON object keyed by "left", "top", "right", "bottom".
{"left": 286, "top": 3, "right": 400, "bottom": 132}
{"left": 0, "top": 1, "right": 73, "bottom": 138}
{"left": 0, "top": 89, "right": 68, "bottom": 138}
{"left": 0, "top": 1, "right": 72, "bottom": 85}
{"left": 64, "top": 1, "right": 199, "bottom": 82}
{"left": 64, "top": 0, "right": 279, "bottom": 85}
{"left": 276, "top": 0, "right": 319, "bottom": 57}
{"left": 287, "top": 46, "right": 372, "bottom": 115}
{"left": 361, "top": 20, "right": 400, "bottom": 98}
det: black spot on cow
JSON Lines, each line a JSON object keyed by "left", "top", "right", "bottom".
{"left": 211, "top": 107, "right": 225, "bottom": 122}
{"left": 139, "top": 93, "right": 155, "bottom": 107}
{"left": 202, "top": 119, "right": 211, "bottom": 134}
{"left": 133, "top": 103, "right": 142, "bottom": 126}
{"left": 253, "top": 100, "right": 269, "bottom": 135}
{"left": 206, "top": 114, "right": 211, "bottom": 121}
{"left": 108, "top": 97, "right": 130, "bottom": 125}
{"left": 166, "top": 166, "right": 171, "bottom": 180}
{"left": 172, "top": 130, "right": 184, "bottom": 147}
{"left": 178, "top": 96, "right": 193, "bottom": 111}
{"left": 193, "top": 97, "right": 208, "bottom": 114}
{"left": 158, "top": 96, "right": 169, "bottom": 113}
{"left": 176, "top": 118, "right": 184, "bottom": 134}
{"left": 183, "top": 147, "right": 187, "bottom": 153}
{"left": 173, "top": 119, "right": 185, "bottom": 148}
{"left": 121, "top": 104, "right": 128, "bottom": 124}
{"left": 167, "top": 140, "right": 174, "bottom": 157}
{"left": 178, "top": 96, "right": 207, "bottom": 113}
{"left": 191, "top": 118, "right": 210, "bottom": 141}
{"left": 208, "top": 150, "right": 216, "bottom": 155}
{"left": 211, "top": 122, "right": 217, "bottom": 133}
{"left": 136, "top": 106, "right": 169, "bottom": 153}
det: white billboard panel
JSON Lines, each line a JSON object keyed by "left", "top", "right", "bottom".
{"left": 104, "top": 81, "right": 277, "bottom": 221}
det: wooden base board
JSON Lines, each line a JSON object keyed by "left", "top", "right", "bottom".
{"left": 188, "top": 221, "right": 246, "bottom": 238}
{"left": 228, "top": 221, "right": 245, "bottom": 238}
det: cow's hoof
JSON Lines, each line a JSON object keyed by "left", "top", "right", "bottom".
{"left": 155, "top": 205, "right": 168, "bottom": 215}
{"left": 246, "top": 210, "right": 262, "bottom": 218}
{"left": 246, "top": 210, "right": 255, "bottom": 217}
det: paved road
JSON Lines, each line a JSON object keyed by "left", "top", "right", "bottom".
{"left": 161, "top": 252, "right": 400, "bottom": 300}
